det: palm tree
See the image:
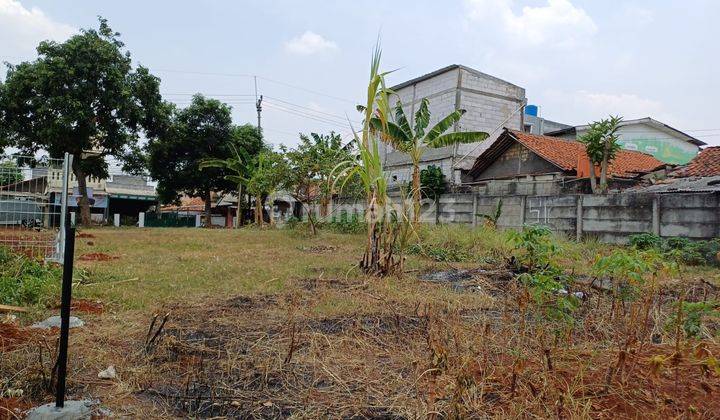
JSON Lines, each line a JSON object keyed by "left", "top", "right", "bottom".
{"left": 199, "top": 144, "right": 253, "bottom": 228}
{"left": 373, "top": 99, "right": 489, "bottom": 224}
{"left": 245, "top": 151, "right": 289, "bottom": 227}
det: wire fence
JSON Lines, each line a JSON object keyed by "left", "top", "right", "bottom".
{"left": 0, "top": 153, "right": 71, "bottom": 261}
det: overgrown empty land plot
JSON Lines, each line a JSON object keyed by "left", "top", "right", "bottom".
{"left": 2, "top": 226, "right": 720, "bottom": 418}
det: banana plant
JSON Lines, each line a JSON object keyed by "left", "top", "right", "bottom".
{"left": 199, "top": 143, "right": 253, "bottom": 228}
{"left": 372, "top": 99, "right": 490, "bottom": 224}
{"left": 331, "top": 40, "right": 405, "bottom": 275}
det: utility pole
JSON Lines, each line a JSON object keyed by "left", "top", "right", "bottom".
{"left": 254, "top": 76, "right": 262, "bottom": 133}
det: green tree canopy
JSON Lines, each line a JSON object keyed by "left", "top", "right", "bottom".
{"left": 0, "top": 160, "right": 22, "bottom": 186}
{"left": 146, "top": 94, "right": 244, "bottom": 225}
{"left": 0, "top": 18, "right": 168, "bottom": 225}
{"left": 282, "top": 132, "right": 360, "bottom": 221}
{"left": 246, "top": 150, "right": 289, "bottom": 226}
{"left": 578, "top": 115, "right": 623, "bottom": 194}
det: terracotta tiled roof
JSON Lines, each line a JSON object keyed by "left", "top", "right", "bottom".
{"left": 509, "top": 130, "right": 665, "bottom": 178}
{"left": 160, "top": 196, "right": 206, "bottom": 212}
{"left": 469, "top": 129, "right": 665, "bottom": 178}
{"left": 671, "top": 147, "right": 720, "bottom": 177}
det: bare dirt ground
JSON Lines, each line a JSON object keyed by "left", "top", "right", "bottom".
{"left": 2, "top": 228, "right": 720, "bottom": 419}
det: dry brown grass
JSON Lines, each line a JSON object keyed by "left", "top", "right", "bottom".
{"left": 2, "top": 227, "right": 720, "bottom": 418}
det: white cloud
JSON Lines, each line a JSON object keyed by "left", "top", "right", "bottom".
{"left": 0, "top": 0, "right": 76, "bottom": 60}
{"left": 542, "top": 89, "right": 674, "bottom": 125}
{"left": 284, "top": 31, "right": 338, "bottom": 55}
{"left": 466, "top": 0, "right": 597, "bottom": 49}
{"left": 623, "top": 5, "right": 654, "bottom": 26}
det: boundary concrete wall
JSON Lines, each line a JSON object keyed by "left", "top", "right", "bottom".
{"left": 328, "top": 192, "right": 720, "bottom": 244}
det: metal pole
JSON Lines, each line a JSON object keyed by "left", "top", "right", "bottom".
{"left": 55, "top": 223, "right": 76, "bottom": 408}
{"left": 256, "top": 95, "right": 263, "bottom": 133}
{"left": 57, "top": 153, "right": 72, "bottom": 260}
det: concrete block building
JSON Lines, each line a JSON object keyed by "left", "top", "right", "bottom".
{"left": 381, "top": 65, "right": 527, "bottom": 187}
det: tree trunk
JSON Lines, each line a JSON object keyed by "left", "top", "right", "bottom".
{"left": 204, "top": 190, "right": 212, "bottom": 228}
{"left": 255, "top": 196, "right": 263, "bottom": 227}
{"left": 268, "top": 199, "right": 275, "bottom": 228}
{"left": 599, "top": 138, "right": 611, "bottom": 193}
{"left": 72, "top": 161, "right": 92, "bottom": 226}
{"left": 235, "top": 183, "right": 243, "bottom": 228}
{"left": 599, "top": 155, "right": 609, "bottom": 194}
{"left": 588, "top": 160, "right": 598, "bottom": 194}
{"left": 412, "top": 163, "right": 421, "bottom": 225}
{"left": 320, "top": 196, "right": 329, "bottom": 218}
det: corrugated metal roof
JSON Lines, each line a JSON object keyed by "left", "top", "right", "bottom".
{"left": 635, "top": 176, "right": 720, "bottom": 193}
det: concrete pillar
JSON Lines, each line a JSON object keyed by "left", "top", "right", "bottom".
{"left": 113, "top": 213, "right": 120, "bottom": 227}
{"left": 138, "top": 212, "right": 145, "bottom": 228}
{"left": 576, "top": 195, "right": 583, "bottom": 242}
{"left": 472, "top": 194, "right": 478, "bottom": 227}
{"left": 195, "top": 214, "right": 202, "bottom": 227}
{"left": 652, "top": 195, "right": 661, "bottom": 236}
{"left": 519, "top": 196, "right": 527, "bottom": 227}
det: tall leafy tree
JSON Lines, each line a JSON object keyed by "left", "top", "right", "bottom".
{"left": 283, "top": 132, "right": 359, "bottom": 223}
{"left": 231, "top": 124, "right": 264, "bottom": 224}
{"left": 579, "top": 115, "right": 623, "bottom": 194}
{"left": 246, "top": 150, "right": 289, "bottom": 227}
{"left": 373, "top": 98, "right": 489, "bottom": 224}
{"left": 146, "top": 95, "right": 238, "bottom": 226}
{"left": 0, "top": 18, "right": 168, "bottom": 225}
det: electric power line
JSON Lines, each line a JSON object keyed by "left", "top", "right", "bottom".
{"left": 264, "top": 96, "right": 361, "bottom": 124}
{"left": 263, "top": 102, "right": 353, "bottom": 129}
{"left": 150, "top": 68, "right": 359, "bottom": 104}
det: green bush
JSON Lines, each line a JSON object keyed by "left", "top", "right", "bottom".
{"left": 629, "top": 233, "right": 720, "bottom": 267}
{"left": 628, "top": 233, "right": 662, "bottom": 250}
{"left": 666, "top": 300, "right": 720, "bottom": 339}
{"left": 327, "top": 212, "right": 366, "bottom": 234}
{"left": 508, "top": 225, "right": 558, "bottom": 271}
{"left": 0, "top": 247, "right": 61, "bottom": 307}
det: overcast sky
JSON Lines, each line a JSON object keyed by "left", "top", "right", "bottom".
{"left": 1, "top": 0, "right": 719, "bottom": 148}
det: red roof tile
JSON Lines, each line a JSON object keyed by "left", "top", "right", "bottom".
{"left": 470, "top": 129, "right": 665, "bottom": 178}
{"left": 671, "top": 147, "right": 720, "bottom": 177}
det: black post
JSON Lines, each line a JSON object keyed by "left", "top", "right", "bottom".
{"left": 55, "top": 225, "right": 75, "bottom": 408}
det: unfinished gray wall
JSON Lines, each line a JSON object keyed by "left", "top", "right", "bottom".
{"left": 469, "top": 192, "right": 719, "bottom": 243}
{"left": 328, "top": 192, "right": 720, "bottom": 243}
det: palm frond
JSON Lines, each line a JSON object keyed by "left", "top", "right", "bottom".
{"left": 414, "top": 98, "right": 430, "bottom": 138}
{"left": 427, "top": 131, "right": 489, "bottom": 148}
{"left": 394, "top": 100, "right": 412, "bottom": 137}
{"left": 199, "top": 159, "right": 229, "bottom": 170}
{"left": 424, "top": 109, "right": 465, "bottom": 144}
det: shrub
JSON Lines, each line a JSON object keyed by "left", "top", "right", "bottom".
{"left": 0, "top": 247, "right": 61, "bottom": 307}
{"left": 629, "top": 234, "right": 720, "bottom": 267}
{"left": 327, "top": 212, "right": 366, "bottom": 234}
{"left": 666, "top": 300, "right": 720, "bottom": 339}
{"left": 508, "top": 225, "right": 558, "bottom": 271}
{"left": 629, "top": 233, "right": 662, "bottom": 250}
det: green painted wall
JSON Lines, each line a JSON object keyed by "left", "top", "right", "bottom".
{"left": 617, "top": 138, "right": 698, "bottom": 165}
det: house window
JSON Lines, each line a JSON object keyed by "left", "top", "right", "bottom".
{"left": 524, "top": 124, "right": 533, "bottom": 133}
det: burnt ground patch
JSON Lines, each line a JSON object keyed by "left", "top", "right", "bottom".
{"left": 135, "top": 293, "right": 427, "bottom": 418}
